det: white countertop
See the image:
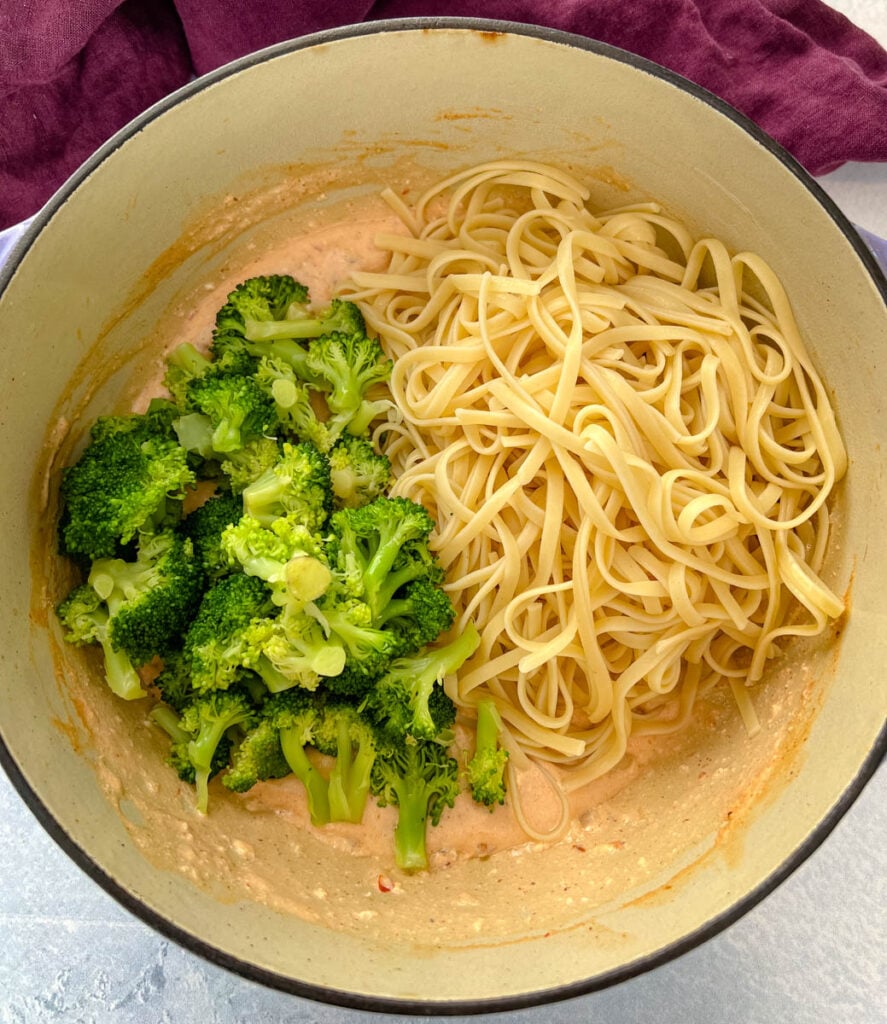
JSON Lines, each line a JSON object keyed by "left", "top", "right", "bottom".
{"left": 2, "top": 3, "right": 885, "bottom": 1021}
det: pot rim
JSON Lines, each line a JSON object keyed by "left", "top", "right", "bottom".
{"left": 1, "top": 16, "right": 885, "bottom": 1016}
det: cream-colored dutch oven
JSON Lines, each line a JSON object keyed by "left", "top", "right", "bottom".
{"left": 0, "top": 20, "right": 884, "bottom": 1013}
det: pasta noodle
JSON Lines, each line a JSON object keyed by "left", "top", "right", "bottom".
{"left": 346, "top": 160, "right": 847, "bottom": 832}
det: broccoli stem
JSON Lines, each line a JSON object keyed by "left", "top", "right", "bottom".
{"left": 252, "top": 654, "right": 302, "bottom": 694}
{"left": 150, "top": 704, "right": 190, "bottom": 743}
{"left": 279, "top": 729, "right": 330, "bottom": 826}
{"left": 475, "top": 699, "right": 500, "bottom": 752}
{"left": 173, "top": 412, "right": 216, "bottom": 457}
{"left": 245, "top": 318, "right": 330, "bottom": 342}
{"left": 393, "top": 779, "right": 431, "bottom": 872}
{"left": 347, "top": 741, "right": 376, "bottom": 824}
{"left": 188, "top": 719, "right": 231, "bottom": 814}
{"left": 327, "top": 717, "right": 354, "bottom": 823}
{"left": 100, "top": 636, "right": 146, "bottom": 701}
{"left": 168, "top": 342, "right": 212, "bottom": 377}
{"left": 246, "top": 339, "right": 313, "bottom": 377}
{"left": 325, "top": 718, "right": 374, "bottom": 824}
{"left": 211, "top": 417, "right": 243, "bottom": 455}
{"left": 284, "top": 555, "right": 332, "bottom": 605}
{"left": 402, "top": 626, "right": 480, "bottom": 737}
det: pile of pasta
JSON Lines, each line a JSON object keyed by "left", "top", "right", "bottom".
{"left": 345, "top": 160, "right": 847, "bottom": 835}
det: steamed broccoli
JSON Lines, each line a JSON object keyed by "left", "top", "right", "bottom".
{"left": 311, "top": 700, "right": 378, "bottom": 824}
{"left": 59, "top": 418, "right": 195, "bottom": 559}
{"left": 241, "top": 613, "right": 346, "bottom": 692}
{"left": 328, "top": 435, "right": 391, "bottom": 510}
{"left": 223, "top": 716, "right": 291, "bottom": 793}
{"left": 177, "top": 690, "right": 255, "bottom": 812}
{"left": 210, "top": 275, "right": 308, "bottom": 372}
{"left": 466, "top": 699, "right": 509, "bottom": 808}
{"left": 377, "top": 577, "right": 456, "bottom": 656}
{"left": 152, "top": 648, "right": 195, "bottom": 712}
{"left": 220, "top": 514, "right": 332, "bottom": 609}
{"left": 327, "top": 496, "right": 438, "bottom": 622}
{"left": 56, "top": 584, "right": 146, "bottom": 701}
{"left": 317, "top": 596, "right": 400, "bottom": 684}
{"left": 163, "top": 342, "right": 214, "bottom": 409}
{"left": 254, "top": 357, "right": 335, "bottom": 452}
{"left": 149, "top": 702, "right": 232, "bottom": 795}
{"left": 263, "top": 689, "right": 331, "bottom": 826}
{"left": 164, "top": 337, "right": 277, "bottom": 455}
{"left": 57, "top": 530, "right": 204, "bottom": 699}
{"left": 172, "top": 414, "right": 281, "bottom": 493}
{"left": 85, "top": 530, "right": 205, "bottom": 665}
{"left": 241, "top": 441, "right": 332, "bottom": 531}
{"left": 370, "top": 734, "right": 461, "bottom": 872}
{"left": 90, "top": 399, "right": 178, "bottom": 443}
{"left": 367, "top": 624, "right": 480, "bottom": 741}
{"left": 186, "top": 373, "right": 277, "bottom": 454}
{"left": 243, "top": 295, "right": 366, "bottom": 343}
{"left": 304, "top": 332, "right": 392, "bottom": 436}
{"left": 183, "top": 572, "right": 274, "bottom": 693}
{"left": 182, "top": 493, "right": 244, "bottom": 581}
{"left": 218, "top": 436, "right": 281, "bottom": 493}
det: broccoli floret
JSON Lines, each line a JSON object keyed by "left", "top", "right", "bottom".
{"left": 245, "top": 338, "right": 315, "bottom": 381}
{"left": 243, "top": 295, "right": 366, "bottom": 343}
{"left": 59, "top": 420, "right": 195, "bottom": 559}
{"left": 328, "top": 496, "right": 437, "bottom": 623}
{"left": 219, "top": 436, "right": 281, "bottom": 493}
{"left": 254, "top": 357, "right": 335, "bottom": 451}
{"left": 370, "top": 734, "right": 460, "bottom": 872}
{"left": 221, "top": 514, "right": 331, "bottom": 609}
{"left": 378, "top": 577, "right": 456, "bottom": 656}
{"left": 223, "top": 717, "right": 291, "bottom": 793}
{"left": 91, "top": 400, "right": 179, "bottom": 443}
{"left": 208, "top": 276, "right": 308, "bottom": 373}
{"left": 86, "top": 530, "right": 205, "bottom": 665}
{"left": 317, "top": 596, "right": 399, "bottom": 683}
{"left": 186, "top": 373, "right": 277, "bottom": 455}
{"left": 173, "top": 416, "right": 281, "bottom": 493}
{"left": 183, "top": 572, "right": 274, "bottom": 693}
{"left": 56, "top": 584, "right": 146, "bottom": 701}
{"left": 57, "top": 531, "right": 203, "bottom": 700}
{"left": 164, "top": 334, "right": 278, "bottom": 455}
{"left": 328, "top": 435, "right": 391, "bottom": 510}
{"left": 181, "top": 493, "right": 243, "bottom": 581}
{"left": 241, "top": 441, "right": 332, "bottom": 531}
{"left": 305, "top": 332, "right": 392, "bottom": 436}
{"left": 163, "top": 342, "right": 214, "bottom": 408}
{"left": 367, "top": 623, "right": 480, "bottom": 741}
{"left": 466, "top": 699, "right": 509, "bottom": 808}
{"left": 153, "top": 648, "right": 194, "bottom": 712}
{"left": 171, "top": 411, "right": 217, "bottom": 460}
{"left": 142, "top": 397, "right": 183, "bottom": 437}
{"left": 175, "top": 691, "right": 255, "bottom": 812}
{"left": 149, "top": 702, "right": 232, "bottom": 791}
{"left": 241, "top": 614, "right": 346, "bottom": 692}
{"left": 311, "top": 701, "right": 378, "bottom": 824}
{"left": 263, "top": 689, "right": 331, "bottom": 826}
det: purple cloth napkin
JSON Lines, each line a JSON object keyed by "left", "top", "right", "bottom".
{"left": 1, "top": 0, "right": 886, "bottom": 230}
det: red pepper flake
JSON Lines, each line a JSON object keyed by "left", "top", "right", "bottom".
{"left": 572, "top": 844, "right": 587, "bottom": 853}
{"left": 378, "top": 874, "right": 394, "bottom": 893}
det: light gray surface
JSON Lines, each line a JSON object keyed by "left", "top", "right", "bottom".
{"left": 3, "top": 2, "right": 887, "bottom": 1020}
{"left": 1, "top": 763, "right": 883, "bottom": 1022}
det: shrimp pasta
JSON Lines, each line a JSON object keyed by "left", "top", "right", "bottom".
{"left": 345, "top": 160, "right": 847, "bottom": 832}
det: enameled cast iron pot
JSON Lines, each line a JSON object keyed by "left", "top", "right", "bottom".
{"left": 0, "top": 20, "right": 885, "bottom": 1014}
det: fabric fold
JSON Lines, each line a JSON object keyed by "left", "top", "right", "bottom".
{"left": 1, "top": 0, "right": 885, "bottom": 228}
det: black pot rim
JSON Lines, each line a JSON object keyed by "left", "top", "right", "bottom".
{"left": 1, "top": 16, "right": 885, "bottom": 1017}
